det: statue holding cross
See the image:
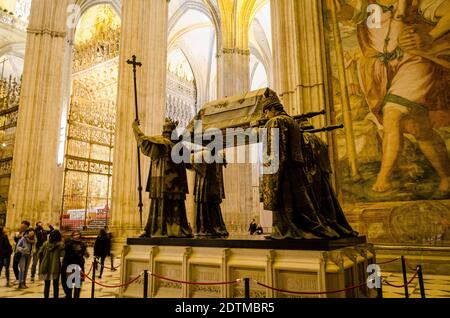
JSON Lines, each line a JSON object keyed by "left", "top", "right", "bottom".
{"left": 128, "top": 55, "right": 193, "bottom": 238}
{"left": 127, "top": 55, "right": 144, "bottom": 230}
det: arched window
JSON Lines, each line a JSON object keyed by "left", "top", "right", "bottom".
{"left": 15, "top": 0, "right": 32, "bottom": 22}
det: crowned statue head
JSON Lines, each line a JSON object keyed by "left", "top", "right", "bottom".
{"left": 261, "top": 90, "right": 286, "bottom": 119}
{"left": 162, "top": 117, "right": 179, "bottom": 138}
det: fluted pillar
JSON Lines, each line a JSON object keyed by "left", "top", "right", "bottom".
{"left": 271, "top": 0, "right": 298, "bottom": 114}
{"left": 217, "top": 47, "right": 254, "bottom": 234}
{"left": 217, "top": 48, "right": 250, "bottom": 97}
{"left": 271, "top": 0, "right": 328, "bottom": 128}
{"left": 216, "top": 2, "right": 255, "bottom": 234}
{"left": 7, "top": 0, "right": 71, "bottom": 227}
{"left": 295, "top": 0, "right": 329, "bottom": 130}
{"left": 111, "top": 0, "right": 169, "bottom": 238}
{"left": 271, "top": 0, "right": 342, "bottom": 190}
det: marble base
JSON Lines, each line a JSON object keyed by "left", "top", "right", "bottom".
{"left": 118, "top": 237, "right": 376, "bottom": 298}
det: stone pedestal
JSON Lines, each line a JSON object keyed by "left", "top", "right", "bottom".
{"left": 118, "top": 236, "right": 375, "bottom": 298}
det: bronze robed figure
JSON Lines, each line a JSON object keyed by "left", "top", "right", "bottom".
{"left": 190, "top": 150, "right": 229, "bottom": 238}
{"left": 300, "top": 119, "right": 358, "bottom": 237}
{"left": 133, "top": 119, "right": 193, "bottom": 238}
{"left": 259, "top": 93, "right": 357, "bottom": 239}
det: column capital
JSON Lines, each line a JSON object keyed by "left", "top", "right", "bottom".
{"left": 221, "top": 48, "right": 251, "bottom": 56}
{"left": 27, "top": 28, "right": 67, "bottom": 38}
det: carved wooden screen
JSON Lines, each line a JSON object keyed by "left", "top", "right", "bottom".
{"left": 61, "top": 87, "right": 115, "bottom": 232}
{"left": 0, "top": 76, "right": 20, "bottom": 226}
{"left": 61, "top": 10, "right": 120, "bottom": 232}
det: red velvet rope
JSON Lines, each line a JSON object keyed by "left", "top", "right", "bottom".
{"left": 149, "top": 272, "right": 240, "bottom": 286}
{"left": 85, "top": 262, "right": 94, "bottom": 277}
{"left": 377, "top": 257, "right": 400, "bottom": 265}
{"left": 404, "top": 258, "right": 419, "bottom": 272}
{"left": 256, "top": 281, "right": 368, "bottom": 295}
{"left": 81, "top": 268, "right": 143, "bottom": 288}
{"left": 112, "top": 263, "right": 121, "bottom": 270}
{"left": 383, "top": 270, "right": 419, "bottom": 288}
{"left": 78, "top": 254, "right": 421, "bottom": 292}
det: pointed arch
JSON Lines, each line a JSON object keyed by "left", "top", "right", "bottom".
{"left": 68, "top": 0, "right": 122, "bottom": 44}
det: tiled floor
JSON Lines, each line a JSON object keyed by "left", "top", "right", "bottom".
{"left": 381, "top": 272, "right": 450, "bottom": 298}
{"left": 1, "top": 254, "right": 449, "bottom": 298}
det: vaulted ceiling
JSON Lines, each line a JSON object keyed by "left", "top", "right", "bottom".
{"left": 168, "top": 0, "right": 272, "bottom": 103}
{"left": 0, "top": 0, "right": 273, "bottom": 102}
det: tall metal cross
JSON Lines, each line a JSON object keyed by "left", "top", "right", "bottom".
{"left": 127, "top": 55, "right": 144, "bottom": 230}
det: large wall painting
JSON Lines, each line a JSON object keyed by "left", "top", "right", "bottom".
{"left": 325, "top": 0, "right": 450, "bottom": 245}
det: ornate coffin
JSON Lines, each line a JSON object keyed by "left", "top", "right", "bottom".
{"left": 186, "top": 87, "right": 275, "bottom": 133}
{"left": 184, "top": 87, "right": 335, "bottom": 147}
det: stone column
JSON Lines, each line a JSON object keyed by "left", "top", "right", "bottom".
{"left": 218, "top": 48, "right": 254, "bottom": 235}
{"left": 271, "top": 0, "right": 328, "bottom": 128}
{"left": 7, "top": 0, "right": 71, "bottom": 227}
{"left": 271, "top": 0, "right": 299, "bottom": 114}
{"left": 216, "top": 5, "right": 255, "bottom": 235}
{"left": 110, "top": 0, "right": 169, "bottom": 239}
{"left": 218, "top": 48, "right": 250, "bottom": 98}
{"left": 271, "top": 0, "right": 342, "bottom": 191}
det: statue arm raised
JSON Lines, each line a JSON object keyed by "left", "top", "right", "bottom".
{"left": 132, "top": 120, "right": 168, "bottom": 159}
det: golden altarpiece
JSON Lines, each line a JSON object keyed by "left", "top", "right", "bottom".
{"left": 60, "top": 5, "right": 197, "bottom": 233}
{"left": 0, "top": 76, "right": 20, "bottom": 226}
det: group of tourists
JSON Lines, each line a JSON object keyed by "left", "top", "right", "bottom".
{"left": 0, "top": 221, "right": 114, "bottom": 298}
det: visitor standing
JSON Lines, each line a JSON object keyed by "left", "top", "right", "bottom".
{"left": 38, "top": 230, "right": 64, "bottom": 298}
{"left": 94, "top": 229, "right": 111, "bottom": 279}
{"left": 0, "top": 227, "right": 13, "bottom": 287}
{"left": 16, "top": 228, "right": 35, "bottom": 289}
{"left": 12, "top": 220, "right": 30, "bottom": 284}
{"left": 31, "top": 221, "right": 49, "bottom": 282}
{"left": 61, "top": 231, "right": 89, "bottom": 298}
{"left": 104, "top": 227, "right": 116, "bottom": 271}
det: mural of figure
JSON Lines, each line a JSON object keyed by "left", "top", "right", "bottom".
{"left": 190, "top": 149, "right": 229, "bottom": 238}
{"left": 132, "top": 119, "right": 193, "bottom": 238}
{"left": 338, "top": 0, "right": 450, "bottom": 195}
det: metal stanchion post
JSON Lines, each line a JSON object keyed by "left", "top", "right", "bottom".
{"left": 417, "top": 265, "right": 426, "bottom": 299}
{"left": 143, "top": 270, "right": 149, "bottom": 299}
{"left": 244, "top": 278, "right": 250, "bottom": 299}
{"left": 401, "top": 256, "right": 409, "bottom": 298}
{"left": 91, "top": 257, "right": 97, "bottom": 299}
{"left": 377, "top": 279, "right": 383, "bottom": 299}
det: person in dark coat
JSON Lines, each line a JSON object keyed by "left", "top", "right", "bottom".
{"left": 94, "top": 229, "right": 111, "bottom": 279}
{"left": 38, "top": 230, "right": 64, "bottom": 298}
{"left": 0, "top": 227, "right": 13, "bottom": 287}
{"left": 31, "top": 221, "right": 49, "bottom": 282}
{"left": 248, "top": 219, "right": 257, "bottom": 235}
{"left": 104, "top": 226, "right": 116, "bottom": 271}
{"left": 61, "top": 231, "right": 89, "bottom": 299}
{"left": 256, "top": 225, "right": 264, "bottom": 235}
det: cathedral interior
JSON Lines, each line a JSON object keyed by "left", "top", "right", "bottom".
{"left": 0, "top": 0, "right": 449, "bottom": 299}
